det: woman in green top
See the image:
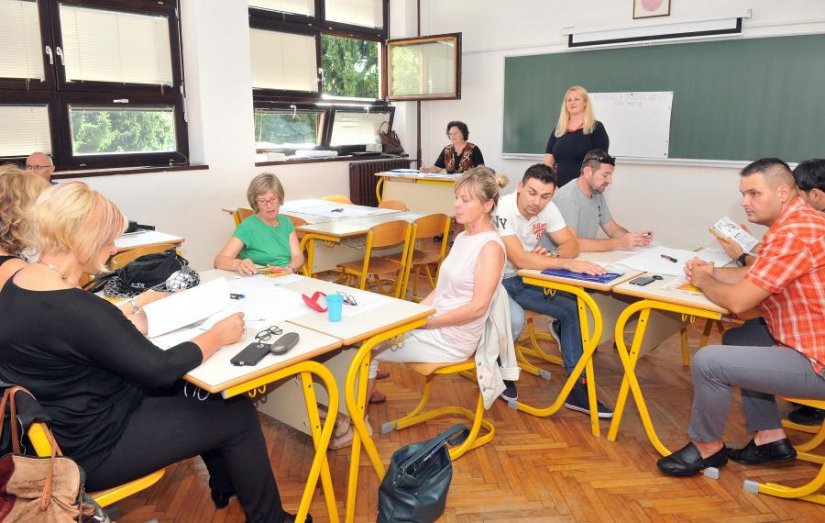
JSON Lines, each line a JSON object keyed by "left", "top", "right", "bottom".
{"left": 214, "top": 173, "right": 304, "bottom": 276}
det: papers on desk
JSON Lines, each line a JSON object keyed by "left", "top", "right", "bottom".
{"left": 144, "top": 278, "right": 231, "bottom": 338}
{"left": 388, "top": 168, "right": 420, "bottom": 174}
{"left": 616, "top": 246, "right": 731, "bottom": 276}
{"left": 285, "top": 203, "right": 381, "bottom": 219}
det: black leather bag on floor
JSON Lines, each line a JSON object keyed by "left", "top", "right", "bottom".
{"left": 376, "top": 424, "right": 468, "bottom": 523}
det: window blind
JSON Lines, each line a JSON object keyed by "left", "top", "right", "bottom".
{"left": 0, "top": 0, "right": 44, "bottom": 80}
{"left": 0, "top": 105, "right": 52, "bottom": 156}
{"left": 329, "top": 110, "right": 387, "bottom": 146}
{"left": 325, "top": 0, "right": 382, "bottom": 29}
{"left": 250, "top": 28, "right": 317, "bottom": 92}
{"left": 59, "top": 4, "right": 173, "bottom": 85}
{"left": 248, "top": 0, "right": 314, "bottom": 17}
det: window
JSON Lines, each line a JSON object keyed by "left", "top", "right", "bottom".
{"left": 248, "top": 0, "right": 391, "bottom": 159}
{"left": 0, "top": 0, "right": 187, "bottom": 171}
{"left": 387, "top": 34, "right": 462, "bottom": 101}
{"left": 254, "top": 106, "right": 325, "bottom": 152}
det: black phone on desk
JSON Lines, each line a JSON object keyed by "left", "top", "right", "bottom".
{"left": 230, "top": 342, "right": 273, "bottom": 366}
{"left": 629, "top": 275, "right": 662, "bottom": 287}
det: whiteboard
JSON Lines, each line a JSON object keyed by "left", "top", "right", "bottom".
{"left": 590, "top": 92, "right": 673, "bottom": 158}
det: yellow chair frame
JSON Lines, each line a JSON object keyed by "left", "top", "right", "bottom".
{"left": 400, "top": 214, "right": 450, "bottom": 302}
{"left": 513, "top": 312, "right": 561, "bottom": 380}
{"left": 336, "top": 220, "right": 413, "bottom": 298}
{"left": 27, "top": 422, "right": 165, "bottom": 508}
{"left": 743, "top": 397, "right": 825, "bottom": 504}
{"left": 380, "top": 360, "right": 494, "bottom": 461}
{"left": 378, "top": 199, "right": 408, "bottom": 211}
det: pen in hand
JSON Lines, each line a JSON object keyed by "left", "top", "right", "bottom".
{"left": 660, "top": 254, "right": 678, "bottom": 263}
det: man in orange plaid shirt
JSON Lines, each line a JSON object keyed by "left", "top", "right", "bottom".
{"left": 657, "top": 158, "right": 825, "bottom": 477}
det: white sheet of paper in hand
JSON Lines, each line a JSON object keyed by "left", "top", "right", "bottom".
{"left": 144, "top": 278, "right": 231, "bottom": 338}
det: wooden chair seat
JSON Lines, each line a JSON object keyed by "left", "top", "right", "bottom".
{"left": 411, "top": 249, "right": 442, "bottom": 265}
{"left": 335, "top": 220, "right": 412, "bottom": 298}
{"left": 744, "top": 397, "right": 825, "bottom": 504}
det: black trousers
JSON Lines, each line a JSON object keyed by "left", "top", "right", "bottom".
{"left": 82, "top": 389, "right": 287, "bottom": 523}
{"left": 721, "top": 317, "right": 775, "bottom": 347}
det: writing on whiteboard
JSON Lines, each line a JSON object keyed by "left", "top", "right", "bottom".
{"left": 590, "top": 92, "right": 673, "bottom": 159}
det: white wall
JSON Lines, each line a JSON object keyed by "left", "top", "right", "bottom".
{"left": 414, "top": 0, "right": 825, "bottom": 248}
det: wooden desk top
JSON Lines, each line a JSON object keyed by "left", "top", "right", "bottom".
{"left": 517, "top": 268, "right": 642, "bottom": 292}
{"left": 611, "top": 274, "right": 729, "bottom": 315}
{"left": 114, "top": 230, "right": 184, "bottom": 253}
{"left": 283, "top": 277, "right": 435, "bottom": 345}
{"left": 376, "top": 171, "right": 457, "bottom": 182}
{"left": 185, "top": 323, "right": 341, "bottom": 394}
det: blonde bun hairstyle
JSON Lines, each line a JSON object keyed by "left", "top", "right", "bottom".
{"left": 455, "top": 166, "right": 508, "bottom": 215}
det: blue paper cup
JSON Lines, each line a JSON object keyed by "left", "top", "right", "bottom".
{"left": 326, "top": 293, "right": 343, "bottom": 322}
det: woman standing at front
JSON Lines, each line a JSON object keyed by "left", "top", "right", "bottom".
{"left": 543, "top": 85, "right": 609, "bottom": 187}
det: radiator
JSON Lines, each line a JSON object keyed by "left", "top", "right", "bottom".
{"left": 349, "top": 158, "right": 413, "bottom": 206}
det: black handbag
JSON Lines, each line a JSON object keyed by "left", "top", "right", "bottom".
{"left": 377, "top": 424, "right": 468, "bottom": 523}
{"left": 83, "top": 248, "right": 199, "bottom": 298}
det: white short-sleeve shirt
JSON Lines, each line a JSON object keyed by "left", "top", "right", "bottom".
{"left": 494, "top": 192, "right": 567, "bottom": 278}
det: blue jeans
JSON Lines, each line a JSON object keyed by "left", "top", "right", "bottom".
{"left": 503, "top": 276, "right": 583, "bottom": 376}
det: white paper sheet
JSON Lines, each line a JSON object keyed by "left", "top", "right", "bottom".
{"left": 616, "top": 246, "right": 730, "bottom": 276}
{"left": 144, "top": 278, "right": 231, "bottom": 337}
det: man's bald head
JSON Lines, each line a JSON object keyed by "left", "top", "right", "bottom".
{"left": 26, "top": 152, "right": 54, "bottom": 181}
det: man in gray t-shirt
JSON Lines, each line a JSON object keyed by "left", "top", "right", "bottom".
{"left": 553, "top": 149, "right": 653, "bottom": 252}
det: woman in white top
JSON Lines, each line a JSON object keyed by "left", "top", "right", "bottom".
{"left": 373, "top": 166, "right": 507, "bottom": 367}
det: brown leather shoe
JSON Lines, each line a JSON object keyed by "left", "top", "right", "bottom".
{"left": 728, "top": 438, "right": 797, "bottom": 465}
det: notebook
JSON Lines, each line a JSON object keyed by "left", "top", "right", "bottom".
{"left": 539, "top": 269, "right": 623, "bottom": 284}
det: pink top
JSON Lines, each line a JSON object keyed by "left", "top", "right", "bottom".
{"left": 432, "top": 230, "right": 505, "bottom": 357}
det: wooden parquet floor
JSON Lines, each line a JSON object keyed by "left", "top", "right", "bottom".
{"left": 117, "top": 320, "right": 825, "bottom": 522}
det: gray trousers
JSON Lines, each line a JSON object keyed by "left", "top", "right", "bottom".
{"left": 688, "top": 317, "right": 825, "bottom": 441}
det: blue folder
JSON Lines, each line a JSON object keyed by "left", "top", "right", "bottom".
{"left": 539, "top": 268, "right": 622, "bottom": 283}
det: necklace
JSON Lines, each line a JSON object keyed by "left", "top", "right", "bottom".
{"left": 41, "top": 262, "right": 68, "bottom": 280}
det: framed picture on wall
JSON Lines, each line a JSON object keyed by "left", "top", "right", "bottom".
{"left": 633, "top": 0, "right": 671, "bottom": 19}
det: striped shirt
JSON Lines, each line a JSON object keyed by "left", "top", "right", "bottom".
{"left": 746, "top": 197, "right": 825, "bottom": 377}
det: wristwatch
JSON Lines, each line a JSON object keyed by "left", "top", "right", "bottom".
{"left": 736, "top": 253, "right": 749, "bottom": 267}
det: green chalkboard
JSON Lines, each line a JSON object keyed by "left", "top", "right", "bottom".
{"left": 503, "top": 34, "right": 825, "bottom": 162}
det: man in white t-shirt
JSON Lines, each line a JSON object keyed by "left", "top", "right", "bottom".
{"left": 494, "top": 163, "right": 613, "bottom": 417}
{"left": 552, "top": 149, "right": 652, "bottom": 252}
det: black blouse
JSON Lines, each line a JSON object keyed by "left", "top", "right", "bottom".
{"left": 0, "top": 279, "right": 202, "bottom": 470}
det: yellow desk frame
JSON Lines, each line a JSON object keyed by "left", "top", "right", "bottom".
{"left": 343, "top": 318, "right": 428, "bottom": 523}
{"left": 514, "top": 276, "right": 605, "bottom": 438}
{"left": 222, "top": 360, "right": 341, "bottom": 523}
{"left": 606, "top": 299, "right": 722, "bottom": 456}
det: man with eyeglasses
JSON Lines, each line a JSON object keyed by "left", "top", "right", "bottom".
{"left": 552, "top": 149, "right": 653, "bottom": 252}
{"left": 26, "top": 152, "right": 55, "bottom": 182}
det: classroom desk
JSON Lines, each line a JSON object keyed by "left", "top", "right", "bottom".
{"left": 515, "top": 268, "right": 641, "bottom": 436}
{"left": 176, "top": 272, "right": 345, "bottom": 523}
{"left": 281, "top": 198, "right": 398, "bottom": 225}
{"left": 606, "top": 274, "right": 729, "bottom": 456}
{"left": 296, "top": 211, "right": 428, "bottom": 273}
{"left": 114, "top": 230, "right": 184, "bottom": 253}
{"left": 283, "top": 276, "right": 435, "bottom": 523}
{"left": 375, "top": 171, "right": 456, "bottom": 216}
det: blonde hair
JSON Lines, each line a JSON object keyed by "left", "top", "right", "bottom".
{"left": 0, "top": 167, "right": 50, "bottom": 254}
{"left": 247, "top": 172, "right": 285, "bottom": 213}
{"left": 553, "top": 85, "right": 597, "bottom": 138}
{"left": 455, "top": 166, "right": 509, "bottom": 215}
{"left": 30, "top": 182, "right": 127, "bottom": 271}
